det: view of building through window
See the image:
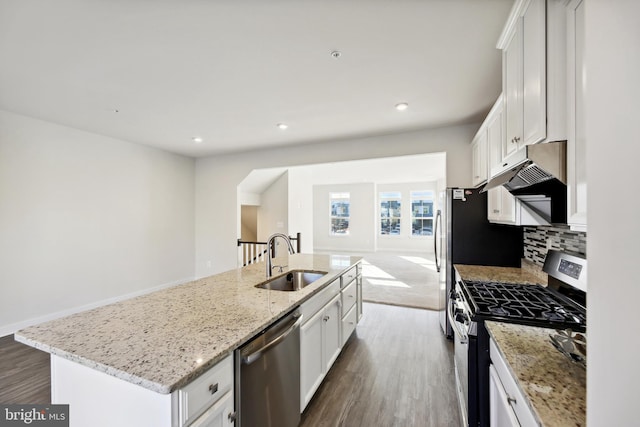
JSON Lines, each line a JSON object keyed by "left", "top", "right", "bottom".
{"left": 330, "top": 192, "right": 350, "bottom": 235}
{"left": 380, "top": 191, "right": 402, "bottom": 235}
{"left": 411, "top": 190, "right": 434, "bottom": 236}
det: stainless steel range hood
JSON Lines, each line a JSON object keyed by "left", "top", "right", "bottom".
{"left": 482, "top": 141, "right": 567, "bottom": 224}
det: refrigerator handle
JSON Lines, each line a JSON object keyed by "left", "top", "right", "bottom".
{"left": 434, "top": 209, "right": 441, "bottom": 272}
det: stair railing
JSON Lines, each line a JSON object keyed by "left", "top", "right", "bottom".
{"left": 237, "top": 232, "right": 301, "bottom": 267}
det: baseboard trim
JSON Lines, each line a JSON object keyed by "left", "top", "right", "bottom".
{"left": 0, "top": 276, "right": 195, "bottom": 338}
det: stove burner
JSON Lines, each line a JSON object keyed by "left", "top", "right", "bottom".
{"left": 488, "top": 306, "right": 511, "bottom": 317}
{"left": 461, "top": 280, "right": 586, "bottom": 331}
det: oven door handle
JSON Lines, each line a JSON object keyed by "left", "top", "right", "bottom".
{"left": 448, "top": 299, "right": 469, "bottom": 345}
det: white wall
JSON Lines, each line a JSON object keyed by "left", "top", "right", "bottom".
{"left": 586, "top": 1, "right": 640, "bottom": 425}
{"left": 376, "top": 182, "right": 438, "bottom": 253}
{"left": 287, "top": 167, "right": 314, "bottom": 253}
{"left": 195, "top": 123, "right": 475, "bottom": 277}
{"left": 0, "top": 110, "right": 195, "bottom": 335}
{"left": 313, "top": 183, "right": 376, "bottom": 252}
{"left": 256, "top": 171, "right": 288, "bottom": 241}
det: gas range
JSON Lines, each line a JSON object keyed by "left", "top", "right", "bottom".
{"left": 460, "top": 280, "right": 586, "bottom": 331}
{"left": 450, "top": 250, "right": 587, "bottom": 427}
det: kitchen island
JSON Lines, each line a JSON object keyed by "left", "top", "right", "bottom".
{"left": 15, "top": 253, "right": 362, "bottom": 426}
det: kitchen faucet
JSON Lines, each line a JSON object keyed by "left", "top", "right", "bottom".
{"left": 266, "top": 233, "right": 295, "bottom": 278}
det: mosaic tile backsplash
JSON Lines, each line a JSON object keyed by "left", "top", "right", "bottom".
{"left": 523, "top": 226, "right": 587, "bottom": 266}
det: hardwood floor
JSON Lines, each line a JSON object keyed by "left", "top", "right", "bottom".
{"left": 0, "top": 303, "right": 460, "bottom": 426}
{"left": 0, "top": 334, "right": 50, "bottom": 404}
{"left": 300, "top": 302, "right": 460, "bottom": 427}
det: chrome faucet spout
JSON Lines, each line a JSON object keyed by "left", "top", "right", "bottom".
{"left": 266, "top": 233, "right": 295, "bottom": 278}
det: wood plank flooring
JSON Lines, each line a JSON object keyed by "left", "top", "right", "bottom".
{"left": 300, "top": 302, "right": 460, "bottom": 427}
{"left": 0, "top": 334, "right": 50, "bottom": 404}
{"left": 0, "top": 303, "right": 460, "bottom": 426}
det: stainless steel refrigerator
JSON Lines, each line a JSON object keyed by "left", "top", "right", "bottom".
{"left": 437, "top": 188, "right": 523, "bottom": 337}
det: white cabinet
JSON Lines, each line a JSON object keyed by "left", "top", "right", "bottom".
{"left": 189, "top": 391, "right": 234, "bottom": 427}
{"left": 176, "top": 355, "right": 234, "bottom": 427}
{"left": 50, "top": 353, "right": 236, "bottom": 427}
{"left": 566, "top": 0, "right": 587, "bottom": 231}
{"left": 300, "top": 293, "right": 341, "bottom": 410}
{"left": 487, "top": 187, "right": 517, "bottom": 224}
{"left": 300, "top": 263, "right": 363, "bottom": 412}
{"left": 490, "top": 338, "right": 538, "bottom": 427}
{"left": 494, "top": 0, "right": 567, "bottom": 179}
{"left": 471, "top": 130, "right": 488, "bottom": 187}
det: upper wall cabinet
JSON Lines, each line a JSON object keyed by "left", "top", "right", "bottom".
{"left": 471, "top": 127, "right": 488, "bottom": 187}
{"left": 566, "top": 0, "right": 586, "bottom": 231}
{"left": 492, "top": 0, "right": 567, "bottom": 178}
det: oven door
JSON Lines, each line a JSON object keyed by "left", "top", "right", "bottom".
{"left": 449, "top": 293, "right": 470, "bottom": 426}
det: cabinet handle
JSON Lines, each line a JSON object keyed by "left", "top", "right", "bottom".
{"left": 323, "top": 315, "right": 330, "bottom": 322}
{"left": 208, "top": 383, "right": 218, "bottom": 394}
{"left": 493, "top": 209, "right": 500, "bottom": 213}
{"left": 474, "top": 175, "right": 480, "bottom": 178}
{"left": 228, "top": 411, "right": 237, "bottom": 423}
{"left": 514, "top": 136, "right": 520, "bottom": 142}
{"left": 507, "top": 395, "right": 517, "bottom": 405}
{"left": 502, "top": 163, "right": 508, "bottom": 167}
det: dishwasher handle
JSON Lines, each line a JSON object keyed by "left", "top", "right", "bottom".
{"left": 241, "top": 312, "right": 303, "bottom": 365}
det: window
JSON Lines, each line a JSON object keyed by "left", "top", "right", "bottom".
{"left": 380, "top": 192, "right": 402, "bottom": 235}
{"left": 330, "top": 192, "right": 350, "bottom": 235}
{"left": 411, "top": 190, "right": 434, "bottom": 236}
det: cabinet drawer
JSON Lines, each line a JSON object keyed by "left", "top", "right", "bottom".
{"left": 341, "top": 280, "right": 357, "bottom": 313}
{"left": 490, "top": 339, "right": 538, "bottom": 427}
{"left": 341, "top": 304, "right": 357, "bottom": 346}
{"left": 178, "top": 354, "right": 233, "bottom": 426}
{"left": 300, "top": 278, "right": 340, "bottom": 324}
{"left": 340, "top": 266, "right": 358, "bottom": 288}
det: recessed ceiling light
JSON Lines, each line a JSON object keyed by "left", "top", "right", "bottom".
{"left": 277, "top": 123, "right": 288, "bottom": 130}
{"left": 395, "top": 103, "right": 409, "bottom": 111}
{"left": 331, "top": 50, "right": 342, "bottom": 59}
{"left": 192, "top": 136, "right": 203, "bottom": 143}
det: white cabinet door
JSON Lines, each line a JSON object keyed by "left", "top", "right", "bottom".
{"left": 190, "top": 390, "right": 235, "bottom": 427}
{"left": 300, "top": 308, "right": 325, "bottom": 410}
{"left": 489, "top": 366, "right": 520, "bottom": 427}
{"left": 323, "top": 294, "right": 342, "bottom": 372}
{"left": 488, "top": 187, "right": 517, "bottom": 225}
{"left": 503, "top": 23, "right": 523, "bottom": 162}
{"left": 522, "top": 0, "right": 546, "bottom": 146}
{"left": 567, "top": 0, "right": 587, "bottom": 231}
{"left": 471, "top": 131, "right": 488, "bottom": 187}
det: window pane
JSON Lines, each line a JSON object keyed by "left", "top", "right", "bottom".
{"left": 332, "top": 218, "right": 349, "bottom": 234}
{"left": 331, "top": 201, "right": 350, "bottom": 217}
{"left": 412, "top": 218, "right": 433, "bottom": 236}
{"left": 380, "top": 218, "right": 400, "bottom": 235}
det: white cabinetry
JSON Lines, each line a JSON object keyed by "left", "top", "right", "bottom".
{"left": 566, "top": 0, "right": 587, "bottom": 231}
{"left": 299, "top": 263, "right": 363, "bottom": 412}
{"left": 494, "top": 0, "right": 567, "bottom": 179}
{"left": 490, "top": 338, "right": 537, "bottom": 427}
{"left": 50, "top": 353, "right": 235, "bottom": 427}
{"left": 471, "top": 130, "right": 488, "bottom": 187}
{"left": 299, "top": 279, "right": 342, "bottom": 411}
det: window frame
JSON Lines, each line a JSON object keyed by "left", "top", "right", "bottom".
{"left": 329, "top": 192, "right": 351, "bottom": 236}
{"left": 379, "top": 191, "right": 402, "bottom": 236}
{"left": 410, "top": 190, "right": 435, "bottom": 237}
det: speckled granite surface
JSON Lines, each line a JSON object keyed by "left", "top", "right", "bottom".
{"left": 15, "top": 254, "right": 360, "bottom": 394}
{"left": 455, "top": 261, "right": 547, "bottom": 286}
{"left": 486, "top": 321, "right": 586, "bottom": 427}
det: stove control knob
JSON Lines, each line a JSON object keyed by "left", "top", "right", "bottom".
{"left": 455, "top": 312, "right": 467, "bottom": 323}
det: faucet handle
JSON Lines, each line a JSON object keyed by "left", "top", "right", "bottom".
{"left": 272, "top": 265, "right": 287, "bottom": 273}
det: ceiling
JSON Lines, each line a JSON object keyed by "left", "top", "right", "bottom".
{"left": 0, "top": 0, "right": 513, "bottom": 158}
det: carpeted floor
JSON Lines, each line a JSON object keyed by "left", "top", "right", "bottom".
{"left": 359, "top": 251, "right": 441, "bottom": 311}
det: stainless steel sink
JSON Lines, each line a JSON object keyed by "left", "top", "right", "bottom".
{"left": 256, "top": 270, "right": 328, "bottom": 291}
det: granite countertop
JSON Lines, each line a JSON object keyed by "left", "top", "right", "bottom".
{"left": 486, "top": 321, "right": 586, "bottom": 427}
{"left": 15, "top": 253, "right": 361, "bottom": 394}
{"left": 455, "top": 262, "right": 547, "bottom": 286}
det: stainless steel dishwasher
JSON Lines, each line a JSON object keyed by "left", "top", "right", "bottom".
{"left": 235, "top": 309, "right": 302, "bottom": 427}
